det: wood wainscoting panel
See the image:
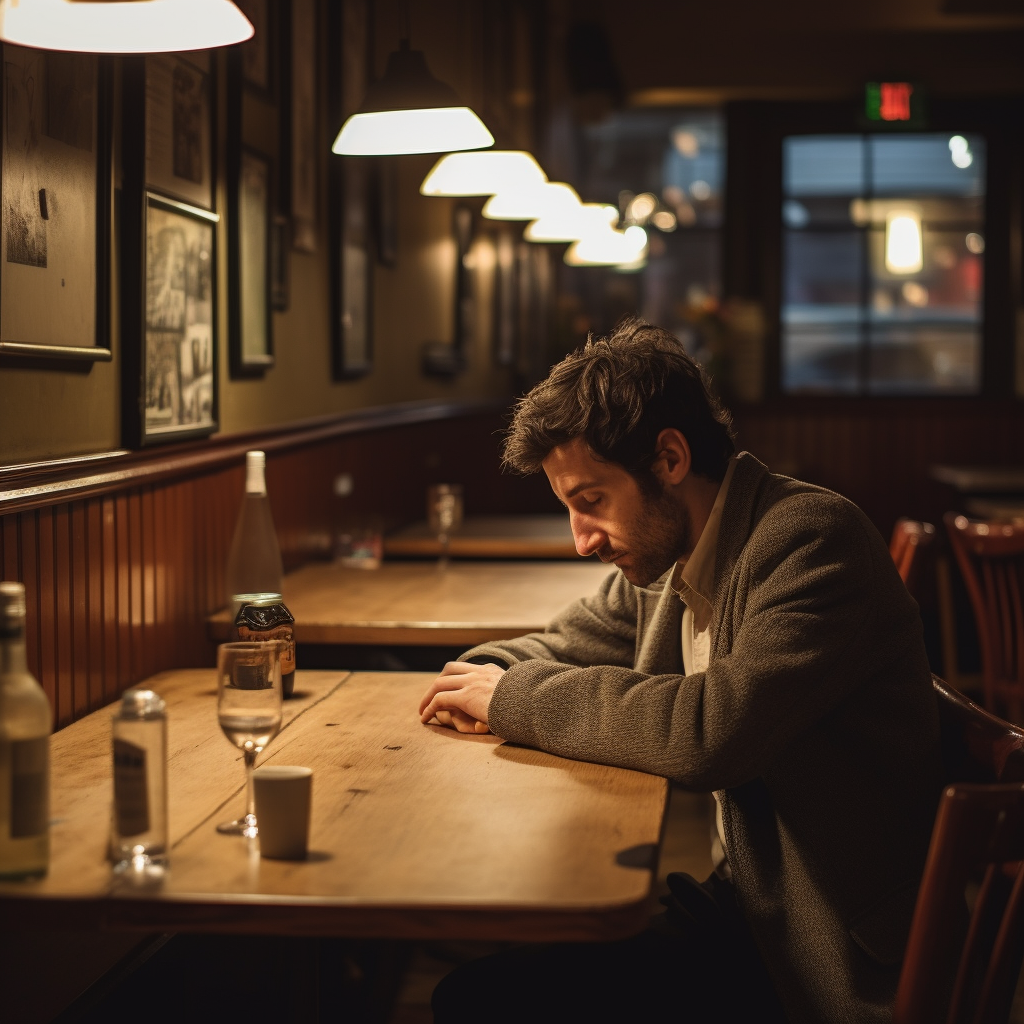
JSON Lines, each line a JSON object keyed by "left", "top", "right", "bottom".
{"left": 0, "top": 404, "right": 557, "bottom": 731}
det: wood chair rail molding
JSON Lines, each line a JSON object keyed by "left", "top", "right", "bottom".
{"left": 0, "top": 399, "right": 502, "bottom": 517}
{"left": 0, "top": 398, "right": 523, "bottom": 731}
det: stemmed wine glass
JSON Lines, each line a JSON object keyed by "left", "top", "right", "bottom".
{"left": 215, "top": 641, "right": 284, "bottom": 838}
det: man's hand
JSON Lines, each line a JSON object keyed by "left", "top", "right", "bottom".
{"left": 419, "top": 661, "right": 505, "bottom": 734}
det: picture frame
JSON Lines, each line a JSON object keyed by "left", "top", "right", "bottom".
{"left": 235, "top": 0, "right": 275, "bottom": 100}
{"left": 144, "top": 51, "right": 214, "bottom": 212}
{"left": 228, "top": 147, "right": 274, "bottom": 374}
{"left": 134, "top": 193, "right": 218, "bottom": 445}
{"left": 283, "top": 0, "right": 318, "bottom": 254}
{"left": 270, "top": 213, "right": 290, "bottom": 311}
{"left": 493, "top": 225, "right": 517, "bottom": 367}
{"left": 328, "top": 0, "right": 373, "bottom": 379}
{"left": 0, "top": 46, "right": 112, "bottom": 363}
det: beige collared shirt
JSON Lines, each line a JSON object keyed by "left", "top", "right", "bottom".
{"left": 671, "top": 455, "right": 739, "bottom": 878}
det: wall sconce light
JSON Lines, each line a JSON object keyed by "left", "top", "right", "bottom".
{"left": 333, "top": 40, "right": 493, "bottom": 156}
{"left": 0, "top": 0, "right": 253, "bottom": 52}
{"left": 885, "top": 209, "right": 923, "bottom": 275}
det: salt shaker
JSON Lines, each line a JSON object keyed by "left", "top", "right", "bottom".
{"left": 111, "top": 688, "right": 168, "bottom": 873}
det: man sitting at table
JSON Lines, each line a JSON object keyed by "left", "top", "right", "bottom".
{"left": 418, "top": 316, "right": 942, "bottom": 1024}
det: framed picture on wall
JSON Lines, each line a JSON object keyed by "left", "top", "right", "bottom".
{"left": 270, "top": 213, "right": 290, "bottom": 311}
{"left": 284, "top": 0, "right": 318, "bottom": 253}
{"left": 235, "top": 0, "right": 275, "bottom": 99}
{"left": 0, "top": 46, "right": 112, "bottom": 363}
{"left": 228, "top": 147, "right": 274, "bottom": 374}
{"left": 329, "top": 0, "right": 373, "bottom": 378}
{"left": 136, "top": 193, "right": 218, "bottom": 444}
{"left": 144, "top": 51, "right": 214, "bottom": 212}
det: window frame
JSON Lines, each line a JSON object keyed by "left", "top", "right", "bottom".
{"left": 723, "top": 97, "right": 1023, "bottom": 403}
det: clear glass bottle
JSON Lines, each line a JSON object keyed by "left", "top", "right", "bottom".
{"left": 111, "top": 688, "right": 168, "bottom": 873}
{"left": 0, "top": 581, "right": 51, "bottom": 880}
{"left": 225, "top": 450, "right": 284, "bottom": 613}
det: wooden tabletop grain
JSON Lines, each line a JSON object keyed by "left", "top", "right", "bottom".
{"left": 208, "top": 559, "right": 615, "bottom": 646}
{"left": 0, "top": 670, "right": 668, "bottom": 941}
{"left": 384, "top": 514, "right": 580, "bottom": 560}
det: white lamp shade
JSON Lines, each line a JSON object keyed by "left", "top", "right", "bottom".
{"left": 0, "top": 0, "right": 254, "bottom": 53}
{"left": 420, "top": 151, "right": 546, "bottom": 197}
{"left": 885, "top": 209, "right": 923, "bottom": 274}
{"left": 333, "top": 107, "right": 494, "bottom": 157}
{"left": 525, "top": 204, "right": 618, "bottom": 243}
{"left": 565, "top": 226, "right": 648, "bottom": 266}
{"left": 483, "top": 182, "right": 582, "bottom": 221}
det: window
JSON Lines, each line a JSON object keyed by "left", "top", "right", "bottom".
{"left": 781, "top": 133, "right": 985, "bottom": 395}
{"left": 553, "top": 108, "right": 724, "bottom": 351}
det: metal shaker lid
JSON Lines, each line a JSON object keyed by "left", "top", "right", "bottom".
{"left": 117, "top": 687, "right": 166, "bottom": 720}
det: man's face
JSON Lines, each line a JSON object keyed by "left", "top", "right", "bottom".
{"left": 542, "top": 437, "right": 692, "bottom": 587}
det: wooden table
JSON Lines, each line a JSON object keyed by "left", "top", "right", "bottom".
{"left": 209, "top": 560, "right": 614, "bottom": 646}
{"left": 384, "top": 514, "right": 579, "bottom": 559}
{"left": 0, "top": 670, "right": 667, "bottom": 942}
{"left": 930, "top": 464, "right": 1024, "bottom": 494}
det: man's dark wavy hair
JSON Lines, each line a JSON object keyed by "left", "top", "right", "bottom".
{"left": 503, "top": 316, "right": 736, "bottom": 486}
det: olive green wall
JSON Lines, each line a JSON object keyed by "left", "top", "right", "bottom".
{"left": 0, "top": 0, "right": 514, "bottom": 467}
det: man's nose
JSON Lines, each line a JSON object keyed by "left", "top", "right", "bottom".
{"left": 570, "top": 513, "right": 605, "bottom": 557}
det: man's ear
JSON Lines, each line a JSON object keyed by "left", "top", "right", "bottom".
{"left": 650, "top": 428, "right": 692, "bottom": 486}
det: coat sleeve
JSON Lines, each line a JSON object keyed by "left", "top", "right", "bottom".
{"left": 456, "top": 567, "right": 637, "bottom": 670}
{"left": 487, "top": 494, "right": 908, "bottom": 789}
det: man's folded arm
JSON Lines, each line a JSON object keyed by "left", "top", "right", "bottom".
{"left": 457, "top": 566, "right": 638, "bottom": 670}
{"left": 487, "top": 506, "right": 896, "bottom": 789}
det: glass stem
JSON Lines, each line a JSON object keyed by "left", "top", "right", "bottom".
{"left": 244, "top": 749, "right": 257, "bottom": 821}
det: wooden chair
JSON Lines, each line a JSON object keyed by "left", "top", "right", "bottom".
{"left": 894, "top": 677, "right": 1024, "bottom": 1024}
{"left": 944, "top": 513, "right": 1024, "bottom": 722}
{"left": 890, "top": 518, "right": 936, "bottom": 599}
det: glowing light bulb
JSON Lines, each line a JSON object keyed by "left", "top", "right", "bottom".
{"left": 565, "top": 225, "right": 648, "bottom": 266}
{"left": 885, "top": 210, "right": 923, "bottom": 274}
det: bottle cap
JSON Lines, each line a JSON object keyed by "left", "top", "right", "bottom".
{"left": 233, "top": 592, "right": 284, "bottom": 606}
{"left": 117, "top": 688, "right": 166, "bottom": 720}
{"left": 0, "top": 581, "right": 27, "bottom": 635}
{"left": 245, "top": 450, "right": 267, "bottom": 495}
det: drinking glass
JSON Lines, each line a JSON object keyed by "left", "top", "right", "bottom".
{"left": 215, "top": 641, "right": 284, "bottom": 837}
{"left": 427, "top": 484, "right": 463, "bottom": 568}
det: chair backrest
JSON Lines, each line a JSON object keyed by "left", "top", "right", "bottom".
{"left": 944, "top": 513, "right": 1024, "bottom": 721}
{"left": 890, "top": 518, "right": 936, "bottom": 599}
{"left": 933, "top": 674, "right": 1024, "bottom": 784}
{"left": 894, "top": 782, "right": 1024, "bottom": 1024}
{"left": 895, "top": 678, "right": 1024, "bottom": 1024}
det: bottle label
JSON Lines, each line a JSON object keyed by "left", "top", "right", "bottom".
{"left": 113, "top": 738, "right": 149, "bottom": 837}
{"left": 9, "top": 737, "right": 49, "bottom": 838}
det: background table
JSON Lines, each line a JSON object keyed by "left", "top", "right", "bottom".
{"left": 209, "top": 559, "right": 614, "bottom": 646}
{"left": 384, "top": 514, "right": 579, "bottom": 559}
{"left": 0, "top": 669, "right": 668, "bottom": 943}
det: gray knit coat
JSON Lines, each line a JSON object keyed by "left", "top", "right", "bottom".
{"left": 461, "top": 452, "right": 942, "bottom": 1024}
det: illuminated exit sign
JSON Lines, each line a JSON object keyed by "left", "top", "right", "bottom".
{"left": 864, "top": 82, "right": 927, "bottom": 128}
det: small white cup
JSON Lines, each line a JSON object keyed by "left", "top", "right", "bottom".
{"left": 253, "top": 765, "right": 313, "bottom": 860}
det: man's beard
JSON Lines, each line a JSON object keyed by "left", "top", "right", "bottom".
{"left": 607, "top": 488, "right": 692, "bottom": 588}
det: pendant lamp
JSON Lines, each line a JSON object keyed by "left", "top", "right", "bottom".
{"left": 0, "top": 0, "right": 253, "bottom": 53}
{"left": 420, "top": 151, "right": 545, "bottom": 197}
{"left": 482, "top": 182, "right": 582, "bottom": 222}
{"left": 333, "top": 39, "right": 493, "bottom": 156}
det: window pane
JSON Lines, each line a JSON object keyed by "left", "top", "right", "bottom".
{"left": 781, "top": 131, "right": 984, "bottom": 396}
{"left": 869, "top": 134, "right": 985, "bottom": 197}
{"left": 783, "top": 230, "right": 863, "bottom": 321}
{"left": 867, "top": 326, "right": 980, "bottom": 394}
{"left": 784, "top": 136, "right": 865, "bottom": 197}
{"left": 783, "top": 327, "right": 860, "bottom": 393}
